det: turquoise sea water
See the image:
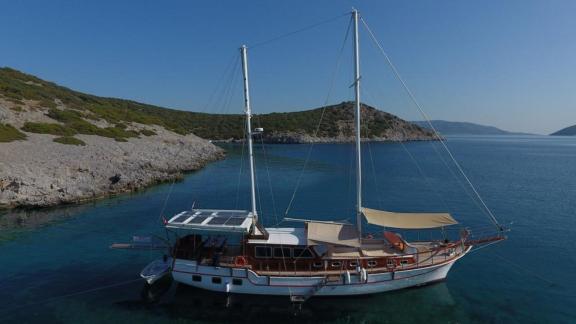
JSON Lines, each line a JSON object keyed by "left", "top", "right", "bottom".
{"left": 1, "top": 135, "right": 575, "bottom": 323}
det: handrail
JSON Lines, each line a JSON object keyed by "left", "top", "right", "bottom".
{"left": 175, "top": 234, "right": 504, "bottom": 277}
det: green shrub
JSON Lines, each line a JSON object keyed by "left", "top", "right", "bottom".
{"left": 0, "top": 123, "right": 27, "bottom": 142}
{"left": 22, "top": 122, "right": 76, "bottom": 136}
{"left": 31, "top": 106, "right": 140, "bottom": 141}
{"left": 139, "top": 129, "right": 156, "bottom": 136}
{"left": 53, "top": 136, "right": 86, "bottom": 146}
{"left": 47, "top": 108, "right": 84, "bottom": 123}
{"left": 96, "top": 126, "right": 139, "bottom": 140}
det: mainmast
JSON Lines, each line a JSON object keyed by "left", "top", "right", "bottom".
{"left": 240, "top": 45, "right": 258, "bottom": 230}
{"left": 352, "top": 9, "right": 363, "bottom": 238}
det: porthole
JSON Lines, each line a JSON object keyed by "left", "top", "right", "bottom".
{"left": 331, "top": 261, "right": 342, "bottom": 268}
{"left": 212, "top": 277, "right": 222, "bottom": 284}
{"left": 349, "top": 262, "right": 358, "bottom": 268}
{"left": 232, "top": 278, "right": 243, "bottom": 286}
{"left": 312, "top": 262, "right": 323, "bottom": 268}
{"left": 192, "top": 275, "right": 202, "bottom": 282}
{"left": 367, "top": 260, "right": 378, "bottom": 267}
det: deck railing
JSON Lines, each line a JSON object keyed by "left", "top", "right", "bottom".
{"left": 176, "top": 233, "right": 504, "bottom": 277}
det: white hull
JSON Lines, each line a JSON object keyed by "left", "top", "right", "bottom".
{"left": 170, "top": 248, "right": 469, "bottom": 296}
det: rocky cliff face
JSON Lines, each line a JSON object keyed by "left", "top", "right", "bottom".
{"left": 0, "top": 97, "right": 223, "bottom": 209}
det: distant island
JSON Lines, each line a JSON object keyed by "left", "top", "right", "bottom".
{"left": 0, "top": 67, "right": 434, "bottom": 208}
{"left": 550, "top": 125, "right": 576, "bottom": 136}
{"left": 412, "top": 120, "right": 530, "bottom": 136}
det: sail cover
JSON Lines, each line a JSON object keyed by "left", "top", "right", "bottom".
{"left": 362, "top": 207, "right": 458, "bottom": 229}
{"left": 306, "top": 222, "right": 360, "bottom": 248}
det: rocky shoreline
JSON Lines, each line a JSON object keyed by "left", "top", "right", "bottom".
{"left": 260, "top": 131, "right": 439, "bottom": 144}
{"left": 212, "top": 131, "right": 440, "bottom": 144}
{"left": 0, "top": 128, "right": 224, "bottom": 209}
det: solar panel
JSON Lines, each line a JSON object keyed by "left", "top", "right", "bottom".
{"left": 217, "top": 211, "right": 247, "bottom": 218}
{"left": 207, "top": 217, "right": 229, "bottom": 225}
{"left": 172, "top": 214, "right": 192, "bottom": 223}
{"left": 196, "top": 211, "right": 215, "bottom": 217}
{"left": 187, "top": 216, "right": 208, "bottom": 224}
{"left": 166, "top": 209, "right": 253, "bottom": 233}
{"left": 225, "top": 217, "right": 246, "bottom": 226}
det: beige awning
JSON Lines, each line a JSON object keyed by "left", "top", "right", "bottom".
{"left": 362, "top": 207, "right": 458, "bottom": 229}
{"left": 306, "top": 222, "right": 360, "bottom": 248}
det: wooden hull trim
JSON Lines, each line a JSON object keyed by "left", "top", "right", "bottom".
{"left": 169, "top": 246, "right": 471, "bottom": 296}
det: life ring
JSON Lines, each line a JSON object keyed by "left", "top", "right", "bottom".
{"left": 234, "top": 256, "right": 247, "bottom": 267}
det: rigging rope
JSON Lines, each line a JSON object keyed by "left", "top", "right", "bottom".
{"left": 234, "top": 126, "right": 247, "bottom": 209}
{"left": 360, "top": 85, "right": 492, "bottom": 224}
{"left": 360, "top": 16, "right": 502, "bottom": 230}
{"left": 250, "top": 13, "right": 349, "bottom": 49}
{"left": 157, "top": 54, "right": 241, "bottom": 225}
{"left": 283, "top": 15, "right": 353, "bottom": 217}
{"left": 361, "top": 86, "right": 452, "bottom": 214}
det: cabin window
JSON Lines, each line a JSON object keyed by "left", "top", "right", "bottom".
{"left": 330, "top": 261, "right": 342, "bottom": 268}
{"left": 349, "top": 262, "right": 358, "bottom": 268}
{"left": 312, "top": 261, "right": 323, "bottom": 268}
{"left": 192, "top": 275, "right": 202, "bottom": 282}
{"left": 212, "top": 277, "right": 222, "bottom": 284}
{"left": 400, "top": 259, "right": 409, "bottom": 265}
{"left": 255, "top": 246, "right": 272, "bottom": 258}
{"left": 367, "top": 260, "right": 378, "bottom": 267}
{"left": 293, "top": 247, "right": 314, "bottom": 259}
{"left": 273, "top": 247, "right": 292, "bottom": 258}
{"left": 232, "top": 278, "right": 243, "bottom": 286}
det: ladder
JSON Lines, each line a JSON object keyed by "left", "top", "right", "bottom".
{"left": 290, "top": 277, "right": 328, "bottom": 303}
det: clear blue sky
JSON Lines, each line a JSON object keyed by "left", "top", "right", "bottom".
{"left": 2, "top": 0, "right": 575, "bottom": 134}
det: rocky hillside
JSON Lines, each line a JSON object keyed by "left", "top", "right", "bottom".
{"left": 0, "top": 68, "right": 224, "bottom": 208}
{"left": 0, "top": 67, "right": 436, "bottom": 208}
{"left": 256, "top": 102, "right": 436, "bottom": 143}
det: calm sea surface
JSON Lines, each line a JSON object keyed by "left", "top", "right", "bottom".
{"left": 1, "top": 135, "right": 575, "bottom": 323}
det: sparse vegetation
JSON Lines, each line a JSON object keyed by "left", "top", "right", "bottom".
{"left": 53, "top": 136, "right": 86, "bottom": 146}
{"left": 139, "top": 129, "right": 157, "bottom": 136}
{"left": 1, "top": 67, "right": 432, "bottom": 141}
{"left": 22, "top": 122, "right": 76, "bottom": 136}
{"left": 0, "top": 123, "right": 27, "bottom": 142}
{"left": 21, "top": 114, "right": 140, "bottom": 141}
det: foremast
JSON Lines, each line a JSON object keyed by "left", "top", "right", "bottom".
{"left": 240, "top": 45, "right": 259, "bottom": 232}
{"left": 352, "top": 9, "right": 363, "bottom": 239}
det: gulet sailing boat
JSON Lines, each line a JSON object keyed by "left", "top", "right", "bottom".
{"left": 136, "top": 9, "right": 506, "bottom": 300}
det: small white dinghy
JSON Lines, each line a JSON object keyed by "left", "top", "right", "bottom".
{"left": 140, "top": 257, "right": 172, "bottom": 284}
